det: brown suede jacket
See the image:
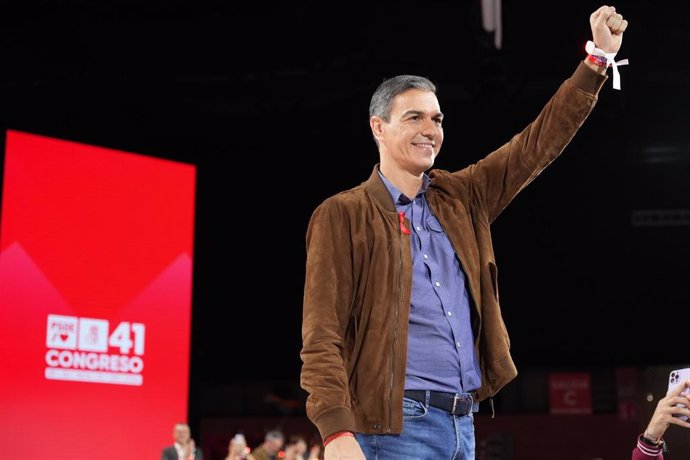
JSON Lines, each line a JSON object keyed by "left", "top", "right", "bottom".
{"left": 300, "top": 62, "right": 608, "bottom": 441}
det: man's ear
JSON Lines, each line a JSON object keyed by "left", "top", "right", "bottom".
{"left": 370, "top": 116, "right": 384, "bottom": 141}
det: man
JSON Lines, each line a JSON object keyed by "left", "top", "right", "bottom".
{"left": 300, "top": 5, "right": 628, "bottom": 460}
{"left": 247, "top": 429, "right": 284, "bottom": 460}
{"left": 161, "top": 423, "right": 204, "bottom": 460}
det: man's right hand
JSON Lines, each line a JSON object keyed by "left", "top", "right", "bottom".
{"left": 324, "top": 435, "right": 366, "bottom": 460}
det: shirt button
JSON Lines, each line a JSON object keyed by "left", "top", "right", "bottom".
{"left": 447, "top": 311, "right": 453, "bottom": 316}
{"left": 435, "top": 281, "right": 440, "bottom": 287}
{"left": 456, "top": 341, "right": 461, "bottom": 347}
{"left": 423, "top": 254, "right": 428, "bottom": 259}
{"left": 416, "top": 226, "right": 421, "bottom": 231}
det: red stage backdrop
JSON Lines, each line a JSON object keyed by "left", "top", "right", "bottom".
{"left": 0, "top": 129, "right": 197, "bottom": 459}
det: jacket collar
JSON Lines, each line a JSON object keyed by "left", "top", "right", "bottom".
{"left": 364, "top": 163, "right": 433, "bottom": 212}
{"left": 363, "top": 163, "right": 397, "bottom": 213}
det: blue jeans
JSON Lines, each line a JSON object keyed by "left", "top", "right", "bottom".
{"left": 356, "top": 395, "right": 476, "bottom": 460}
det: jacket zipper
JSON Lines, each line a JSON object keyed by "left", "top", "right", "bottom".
{"left": 388, "top": 213, "right": 405, "bottom": 432}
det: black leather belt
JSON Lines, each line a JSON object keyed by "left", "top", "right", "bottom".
{"left": 404, "top": 390, "right": 475, "bottom": 416}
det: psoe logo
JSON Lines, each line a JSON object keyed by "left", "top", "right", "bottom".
{"left": 45, "top": 314, "right": 146, "bottom": 386}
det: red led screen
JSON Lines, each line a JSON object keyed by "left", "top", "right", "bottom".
{"left": 0, "top": 129, "right": 197, "bottom": 458}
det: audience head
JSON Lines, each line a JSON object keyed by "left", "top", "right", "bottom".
{"left": 263, "top": 429, "right": 285, "bottom": 453}
{"left": 173, "top": 423, "right": 192, "bottom": 445}
{"left": 228, "top": 433, "right": 248, "bottom": 457}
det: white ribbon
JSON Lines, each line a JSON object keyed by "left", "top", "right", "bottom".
{"left": 585, "top": 40, "right": 629, "bottom": 90}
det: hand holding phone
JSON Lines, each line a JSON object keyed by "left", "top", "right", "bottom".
{"left": 667, "top": 368, "right": 690, "bottom": 421}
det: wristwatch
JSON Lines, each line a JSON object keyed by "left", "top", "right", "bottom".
{"left": 640, "top": 433, "right": 667, "bottom": 452}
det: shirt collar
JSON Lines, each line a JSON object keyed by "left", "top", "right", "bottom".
{"left": 377, "top": 169, "right": 430, "bottom": 205}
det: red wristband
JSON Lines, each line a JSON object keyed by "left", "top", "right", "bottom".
{"left": 323, "top": 431, "right": 354, "bottom": 447}
{"left": 587, "top": 54, "right": 608, "bottom": 67}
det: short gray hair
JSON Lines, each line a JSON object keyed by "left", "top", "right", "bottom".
{"left": 369, "top": 75, "right": 436, "bottom": 122}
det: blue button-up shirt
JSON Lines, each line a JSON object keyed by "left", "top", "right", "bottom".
{"left": 379, "top": 170, "right": 481, "bottom": 394}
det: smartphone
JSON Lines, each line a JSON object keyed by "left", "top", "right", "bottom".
{"left": 668, "top": 368, "right": 690, "bottom": 421}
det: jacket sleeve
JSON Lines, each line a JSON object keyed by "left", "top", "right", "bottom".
{"left": 300, "top": 198, "right": 358, "bottom": 440}
{"left": 631, "top": 433, "right": 664, "bottom": 460}
{"left": 466, "top": 61, "right": 608, "bottom": 222}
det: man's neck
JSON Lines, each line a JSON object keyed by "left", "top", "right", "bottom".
{"left": 379, "top": 164, "right": 424, "bottom": 199}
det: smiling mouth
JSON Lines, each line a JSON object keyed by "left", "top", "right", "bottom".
{"left": 413, "top": 142, "right": 436, "bottom": 152}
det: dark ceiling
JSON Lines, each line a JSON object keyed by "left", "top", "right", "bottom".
{"left": 1, "top": 1, "right": 688, "bottom": 385}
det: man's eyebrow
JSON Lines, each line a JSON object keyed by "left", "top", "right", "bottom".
{"left": 400, "top": 109, "right": 444, "bottom": 119}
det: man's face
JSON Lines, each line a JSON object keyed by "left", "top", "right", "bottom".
{"left": 268, "top": 436, "right": 284, "bottom": 453}
{"left": 375, "top": 88, "right": 444, "bottom": 175}
{"left": 174, "top": 425, "right": 190, "bottom": 444}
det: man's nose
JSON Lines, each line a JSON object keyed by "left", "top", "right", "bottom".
{"left": 421, "top": 119, "right": 439, "bottom": 137}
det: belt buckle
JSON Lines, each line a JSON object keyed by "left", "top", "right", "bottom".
{"left": 451, "top": 394, "right": 458, "bottom": 414}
